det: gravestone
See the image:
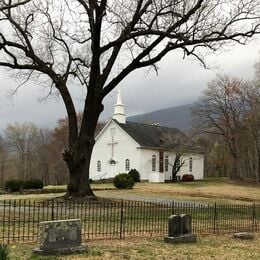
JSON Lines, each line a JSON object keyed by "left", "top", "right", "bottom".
{"left": 233, "top": 232, "right": 255, "bottom": 240}
{"left": 180, "top": 214, "right": 192, "bottom": 234}
{"left": 168, "top": 215, "right": 182, "bottom": 237}
{"left": 165, "top": 214, "right": 197, "bottom": 244}
{"left": 33, "top": 219, "right": 87, "bottom": 255}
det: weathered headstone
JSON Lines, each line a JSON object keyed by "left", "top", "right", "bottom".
{"left": 180, "top": 214, "right": 192, "bottom": 235}
{"left": 33, "top": 219, "right": 87, "bottom": 255}
{"left": 168, "top": 215, "right": 182, "bottom": 237}
{"left": 233, "top": 232, "right": 255, "bottom": 240}
{"left": 165, "top": 214, "right": 196, "bottom": 244}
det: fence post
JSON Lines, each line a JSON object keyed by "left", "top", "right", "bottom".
{"left": 171, "top": 201, "right": 175, "bottom": 215}
{"left": 213, "top": 202, "right": 217, "bottom": 234}
{"left": 119, "top": 200, "right": 125, "bottom": 239}
{"left": 252, "top": 203, "right": 256, "bottom": 231}
{"left": 51, "top": 199, "right": 55, "bottom": 221}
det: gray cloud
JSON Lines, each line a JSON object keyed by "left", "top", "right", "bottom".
{"left": 0, "top": 38, "right": 259, "bottom": 133}
{"left": 103, "top": 38, "right": 259, "bottom": 119}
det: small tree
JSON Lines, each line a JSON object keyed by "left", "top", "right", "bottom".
{"left": 4, "top": 122, "right": 40, "bottom": 180}
{"left": 171, "top": 153, "right": 185, "bottom": 181}
{"left": 161, "top": 131, "right": 196, "bottom": 181}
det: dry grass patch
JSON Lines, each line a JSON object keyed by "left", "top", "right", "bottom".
{"left": 1, "top": 178, "right": 260, "bottom": 204}
{"left": 0, "top": 192, "right": 65, "bottom": 201}
{"left": 95, "top": 180, "right": 260, "bottom": 204}
{"left": 8, "top": 233, "right": 260, "bottom": 259}
{"left": 118, "top": 180, "right": 260, "bottom": 203}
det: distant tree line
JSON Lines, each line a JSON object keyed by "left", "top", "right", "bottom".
{"left": 0, "top": 116, "right": 105, "bottom": 187}
{"left": 193, "top": 63, "right": 260, "bottom": 183}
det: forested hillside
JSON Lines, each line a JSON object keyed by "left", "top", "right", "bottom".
{"left": 128, "top": 104, "right": 194, "bottom": 131}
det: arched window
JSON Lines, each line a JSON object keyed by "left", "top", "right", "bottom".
{"left": 97, "top": 160, "right": 101, "bottom": 172}
{"left": 152, "top": 155, "right": 156, "bottom": 171}
{"left": 165, "top": 155, "right": 169, "bottom": 172}
{"left": 189, "top": 157, "right": 193, "bottom": 172}
{"left": 125, "top": 159, "right": 130, "bottom": 171}
{"left": 109, "top": 159, "right": 116, "bottom": 165}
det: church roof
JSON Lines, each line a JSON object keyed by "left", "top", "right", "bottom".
{"left": 116, "top": 120, "right": 202, "bottom": 152}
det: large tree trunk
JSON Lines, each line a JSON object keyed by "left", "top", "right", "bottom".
{"left": 230, "top": 152, "right": 239, "bottom": 180}
{"left": 66, "top": 151, "right": 94, "bottom": 197}
{"left": 64, "top": 95, "right": 104, "bottom": 198}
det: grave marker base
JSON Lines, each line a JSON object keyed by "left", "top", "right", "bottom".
{"left": 33, "top": 244, "right": 88, "bottom": 256}
{"left": 164, "top": 234, "right": 197, "bottom": 244}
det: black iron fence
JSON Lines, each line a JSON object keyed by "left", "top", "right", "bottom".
{"left": 0, "top": 199, "right": 259, "bottom": 243}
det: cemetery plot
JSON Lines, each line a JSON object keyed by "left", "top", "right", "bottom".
{"left": 0, "top": 199, "right": 259, "bottom": 243}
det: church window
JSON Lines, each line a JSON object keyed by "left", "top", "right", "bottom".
{"left": 109, "top": 159, "right": 116, "bottom": 165}
{"left": 189, "top": 157, "right": 193, "bottom": 172}
{"left": 165, "top": 155, "right": 169, "bottom": 172}
{"left": 152, "top": 155, "right": 156, "bottom": 171}
{"left": 125, "top": 159, "right": 130, "bottom": 171}
{"left": 97, "top": 160, "right": 101, "bottom": 172}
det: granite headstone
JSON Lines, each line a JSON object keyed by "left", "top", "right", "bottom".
{"left": 33, "top": 219, "right": 87, "bottom": 255}
{"left": 165, "top": 214, "right": 196, "bottom": 244}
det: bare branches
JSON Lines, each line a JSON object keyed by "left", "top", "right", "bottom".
{"left": 194, "top": 72, "right": 260, "bottom": 179}
{"left": 1, "top": 0, "right": 260, "bottom": 158}
{"left": 0, "top": 0, "right": 30, "bottom": 11}
{"left": 100, "top": 0, "right": 260, "bottom": 96}
{"left": 1, "top": 0, "right": 260, "bottom": 96}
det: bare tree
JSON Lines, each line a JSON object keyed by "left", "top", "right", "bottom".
{"left": 194, "top": 74, "right": 260, "bottom": 181}
{"left": 161, "top": 131, "right": 192, "bottom": 181}
{"left": 1, "top": 1, "right": 260, "bottom": 197}
{"left": 4, "top": 122, "right": 40, "bottom": 180}
{"left": 0, "top": 135, "right": 8, "bottom": 186}
{"left": 239, "top": 82, "right": 260, "bottom": 181}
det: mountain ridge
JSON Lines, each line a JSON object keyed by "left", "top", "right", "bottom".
{"left": 127, "top": 103, "right": 195, "bottom": 131}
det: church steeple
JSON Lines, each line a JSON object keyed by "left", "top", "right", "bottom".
{"left": 112, "top": 86, "right": 126, "bottom": 124}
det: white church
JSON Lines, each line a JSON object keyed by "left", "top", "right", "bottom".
{"left": 90, "top": 88, "right": 204, "bottom": 182}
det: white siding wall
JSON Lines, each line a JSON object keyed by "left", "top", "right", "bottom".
{"left": 90, "top": 120, "right": 204, "bottom": 182}
{"left": 160, "top": 152, "right": 204, "bottom": 181}
{"left": 90, "top": 121, "right": 141, "bottom": 180}
{"left": 139, "top": 149, "right": 159, "bottom": 181}
{"left": 179, "top": 154, "right": 204, "bottom": 180}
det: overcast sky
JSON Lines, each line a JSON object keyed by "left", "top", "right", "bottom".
{"left": 0, "top": 37, "right": 259, "bottom": 133}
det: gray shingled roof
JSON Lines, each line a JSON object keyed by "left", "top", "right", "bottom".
{"left": 116, "top": 120, "right": 202, "bottom": 152}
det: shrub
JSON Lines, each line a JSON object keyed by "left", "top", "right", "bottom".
{"left": 5, "top": 179, "right": 24, "bottom": 192}
{"left": 23, "top": 179, "right": 44, "bottom": 189}
{"left": 0, "top": 244, "right": 9, "bottom": 260}
{"left": 182, "top": 174, "right": 194, "bottom": 182}
{"left": 113, "top": 173, "right": 135, "bottom": 189}
{"left": 128, "top": 169, "right": 140, "bottom": 182}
